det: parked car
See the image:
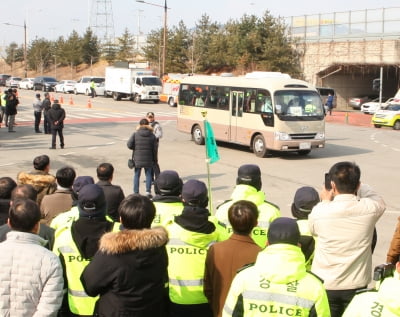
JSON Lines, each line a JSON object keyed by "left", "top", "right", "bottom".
{"left": 74, "top": 76, "right": 105, "bottom": 95}
{"left": 6, "top": 77, "right": 22, "bottom": 88}
{"left": 348, "top": 94, "right": 378, "bottom": 110}
{"left": 372, "top": 103, "right": 400, "bottom": 130}
{"left": 18, "top": 77, "right": 34, "bottom": 90}
{"left": 54, "top": 80, "right": 77, "bottom": 93}
{"left": 94, "top": 81, "right": 106, "bottom": 97}
{"left": 33, "top": 76, "right": 58, "bottom": 92}
{"left": 360, "top": 97, "right": 394, "bottom": 114}
{"left": 0, "top": 74, "right": 11, "bottom": 86}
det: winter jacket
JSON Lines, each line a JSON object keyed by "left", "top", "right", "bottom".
{"left": 48, "top": 103, "right": 65, "bottom": 129}
{"left": 343, "top": 271, "right": 400, "bottom": 317}
{"left": 222, "top": 244, "right": 330, "bottom": 317}
{"left": 96, "top": 180, "right": 125, "bottom": 222}
{"left": 17, "top": 170, "right": 57, "bottom": 206}
{"left": 216, "top": 184, "right": 281, "bottom": 248}
{"left": 127, "top": 126, "right": 157, "bottom": 168}
{"left": 309, "top": 183, "right": 386, "bottom": 290}
{"left": 387, "top": 217, "right": 400, "bottom": 265}
{"left": 42, "top": 98, "right": 51, "bottom": 114}
{"left": 204, "top": 234, "right": 261, "bottom": 317}
{"left": 40, "top": 188, "right": 74, "bottom": 225}
{"left": 5, "top": 95, "right": 18, "bottom": 115}
{"left": 33, "top": 98, "right": 43, "bottom": 112}
{"left": 81, "top": 227, "right": 169, "bottom": 317}
{"left": 0, "top": 231, "right": 64, "bottom": 317}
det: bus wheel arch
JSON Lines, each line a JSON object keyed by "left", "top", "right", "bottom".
{"left": 192, "top": 124, "right": 205, "bottom": 145}
{"left": 252, "top": 134, "right": 268, "bottom": 158}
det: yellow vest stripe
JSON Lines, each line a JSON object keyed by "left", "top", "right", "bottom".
{"left": 169, "top": 278, "right": 203, "bottom": 287}
{"left": 243, "top": 290, "right": 315, "bottom": 308}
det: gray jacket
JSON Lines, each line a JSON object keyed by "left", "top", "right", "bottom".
{"left": 0, "top": 231, "right": 64, "bottom": 316}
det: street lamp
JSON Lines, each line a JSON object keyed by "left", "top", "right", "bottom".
{"left": 136, "top": 0, "right": 169, "bottom": 75}
{"left": 3, "top": 21, "right": 28, "bottom": 78}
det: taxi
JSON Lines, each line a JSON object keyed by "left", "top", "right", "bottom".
{"left": 371, "top": 103, "right": 400, "bottom": 130}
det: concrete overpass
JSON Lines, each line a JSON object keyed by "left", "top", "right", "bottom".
{"left": 286, "top": 7, "right": 400, "bottom": 109}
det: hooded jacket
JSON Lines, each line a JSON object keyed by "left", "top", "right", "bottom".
{"left": 216, "top": 184, "right": 280, "bottom": 248}
{"left": 127, "top": 125, "right": 157, "bottom": 168}
{"left": 222, "top": 244, "right": 330, "bottom": 317}
{"left": 81, "top": 227, "right": 169, "bottom": 317}
{"left": 17, "top": 170, "right": 57, "bottom": 206}
{"left": 342, "top": 271, "right": 400, "bottom": 317}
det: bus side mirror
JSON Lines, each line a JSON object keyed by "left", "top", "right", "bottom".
{"left": 275, "top": 104, "right": 282, "bottom": 114}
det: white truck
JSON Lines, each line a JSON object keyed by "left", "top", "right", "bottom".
{"left": 74, "top": 76, "right": 105, "bottom": 95}
{"left": 104, "top": 65, "right": 162, "bottom": 103}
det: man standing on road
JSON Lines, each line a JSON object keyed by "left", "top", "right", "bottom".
{"left": 42, "top": 92, "right": 52, "bottom": 134}
{"left": 48, "top": 99, "right": 66, "bottom": 149}
{"left": 309, "top": 161, "right": 386, "bottom": 317}
{"left": 33, "top": 93, "right": 43, "bottom": 133}
{"left": 147, "top": 112, "right": 162, "bottom": 180}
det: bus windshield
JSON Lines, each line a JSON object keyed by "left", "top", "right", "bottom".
{"left": 274, "top": 90, "right": 325, "bottom": 120}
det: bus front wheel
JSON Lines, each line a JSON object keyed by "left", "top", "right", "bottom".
{"left": 253, "top": 135, "right": 268, "bottom": 158}
{"left": 192, "top": 125, "right": 205, "bottom": 145}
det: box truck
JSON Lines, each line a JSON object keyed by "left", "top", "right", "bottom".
{"left": 104, "top": 65, "right": 162, "bottom": 103}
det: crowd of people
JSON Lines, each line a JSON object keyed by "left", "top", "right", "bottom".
{"left": 0, "top": 153, "right": 399, "bottom": 317}
{"left": 0, "top": 89, "right": 66, "bottom": 149}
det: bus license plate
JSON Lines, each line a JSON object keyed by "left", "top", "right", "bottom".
{"left": 299, "top": 142, "right": 311, "bottom": 150}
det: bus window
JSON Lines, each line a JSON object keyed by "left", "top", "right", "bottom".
{"left": 274, "top": 90, "right": 324, "bottom": 119}
{"left": 256, "top": 89, "right": 273, "bottom": 113}
{"left": 244, "top": 89, "right": 257, "bottom": 113}
{"left": 206, "top": 87, "right": 218, "bottom": 107}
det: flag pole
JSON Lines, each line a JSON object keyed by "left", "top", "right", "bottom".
{"left": 201, "top": 110, "right": 214, "bottom": 214}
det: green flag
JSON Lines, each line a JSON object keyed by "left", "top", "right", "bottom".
{"left": 204, "top": 120, "right": 220, "bottom": 164}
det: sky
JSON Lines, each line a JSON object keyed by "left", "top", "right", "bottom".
{"left": 0, "top": 0, "right": 399, "bottom": 49}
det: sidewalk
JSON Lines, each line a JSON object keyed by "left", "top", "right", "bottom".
{"left": 325, "top": 110, "right": 372, "bottom": 128}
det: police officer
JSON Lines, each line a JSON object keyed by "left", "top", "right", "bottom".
{"left": 165, "top": 179, "right": 228, "bottom": 317}
{"left": 223, "top": 217, "right": 330, "bottom": 317}
{"left": 151, "top": 170, "right": 183, "bottom": 227}
{"left": 53, "top": 184, "right": 120, "bottom": 316}
{"left": 215, "top": 164, "right": 281, "bottom": 248}
{"left": 342, "top": 258, "right": 400, "bottom": 317}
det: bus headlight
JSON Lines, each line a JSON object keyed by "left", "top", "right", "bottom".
{"left": 315, "top": 132, "right": 325, "bottom": 139}
{"left": 274, "top": 132, "right": 290, "bottom": 141}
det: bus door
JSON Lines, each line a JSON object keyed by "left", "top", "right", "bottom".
{"left": 230, "top": 90, "right": 244, "bottom": 142}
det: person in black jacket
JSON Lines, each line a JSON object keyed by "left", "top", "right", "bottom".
{"left": 5, "top": 89, "right": 19, "bottom": 132}
{"left": 42, "top": 92, "right": 52, "bottom": 134}
{"left": 47, "top": 99, "right": 65, "bottom": 149}
{"left": 96, "top": 162, "right": 125, "bottom": 221}
{"left": 80, "top": 194, "right": 169, "bottom": 317}
{"left": 127, "top": 118, "right": 157, "bottom": 198}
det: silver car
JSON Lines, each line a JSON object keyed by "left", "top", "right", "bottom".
{"left": 54, "top": 80, "right": 77, "bottom": 93}
{"left": 18, "top": 78, "right": 34, "bottom": 90}
{"left": 361, "top": 97, "right": 393, "bottom": 114}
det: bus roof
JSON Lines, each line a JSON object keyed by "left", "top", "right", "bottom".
{"left": 180, "top": 75, "right": 314, "bottom": 91}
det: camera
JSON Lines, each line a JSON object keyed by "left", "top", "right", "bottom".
{"left": 373, "top": 263, "right": 395, "bottom": 281}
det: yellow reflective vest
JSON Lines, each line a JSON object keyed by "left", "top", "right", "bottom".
{"left": 216, "top": 184, "right": 280, "bottom": 248}
{"left": 165, "top": 220, "right": 227, "bottom": 305}
{"left": 53, "top": 221, "right": 120, "bottom": 315}
{"left": 223, "top": 244, "right": 330, "bottom": 317}
{"left": 152, "top": 200, "right": 184, "bottom": 227}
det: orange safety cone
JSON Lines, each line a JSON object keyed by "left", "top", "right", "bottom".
{"left": 87, "top": 98, "right": 92, "bottom": 108}
{"left": 69, "top": 96, "right": 74, "bottom": 105}
{"left": 59, "top": 95, "right": 64, "bottom": 104}
{"left": 50, "top": 94, "right": 55, "bottom": 102}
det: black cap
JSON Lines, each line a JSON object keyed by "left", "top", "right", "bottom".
{"left": 53, "top": 99, "right": 59, "bottom": 103}
{"left": 291, "top": 186, "right": 320, "bottom": 219}
{"left": 73, "top": 176, "right": 95, "bottom": 193}
{"left": 236, "top": 164, "right": 262, "bottom": 190}
{"left": 35, "top": 93, "right": 41, "bottom": 98}
{"left": 155, "top": 170, "right": 182, "bottom": 196}
{"left": 182, "top": 179, "right": 208, "bottom": 207}
{"left": 78, "top": 184, "right": 107, "bottom": 218}
{"left": 267, "top": 217, "right": 300, "bottom": 246}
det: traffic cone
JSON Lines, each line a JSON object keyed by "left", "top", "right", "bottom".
{"left": 87, "top": 99, "right": 92, "bottom": 109}
{"left": 59, "top": 95, "right": 64, "bottom": 104}
{"left": 69, "top": 96, "right": 74, "bottom": 105}
{"left": 50, "top": 94, "right": 55, "bottom": 102}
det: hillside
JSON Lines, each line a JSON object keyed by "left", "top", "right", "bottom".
{"left": 0, "top": 59, "right": 109, "bottom": 80}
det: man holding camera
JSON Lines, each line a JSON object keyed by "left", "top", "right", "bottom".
{"left": 309, "top": 161, "right": 386, "bottom": 317}
{"left": 342, "top": 259, "right": 400, "bottom": 316}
